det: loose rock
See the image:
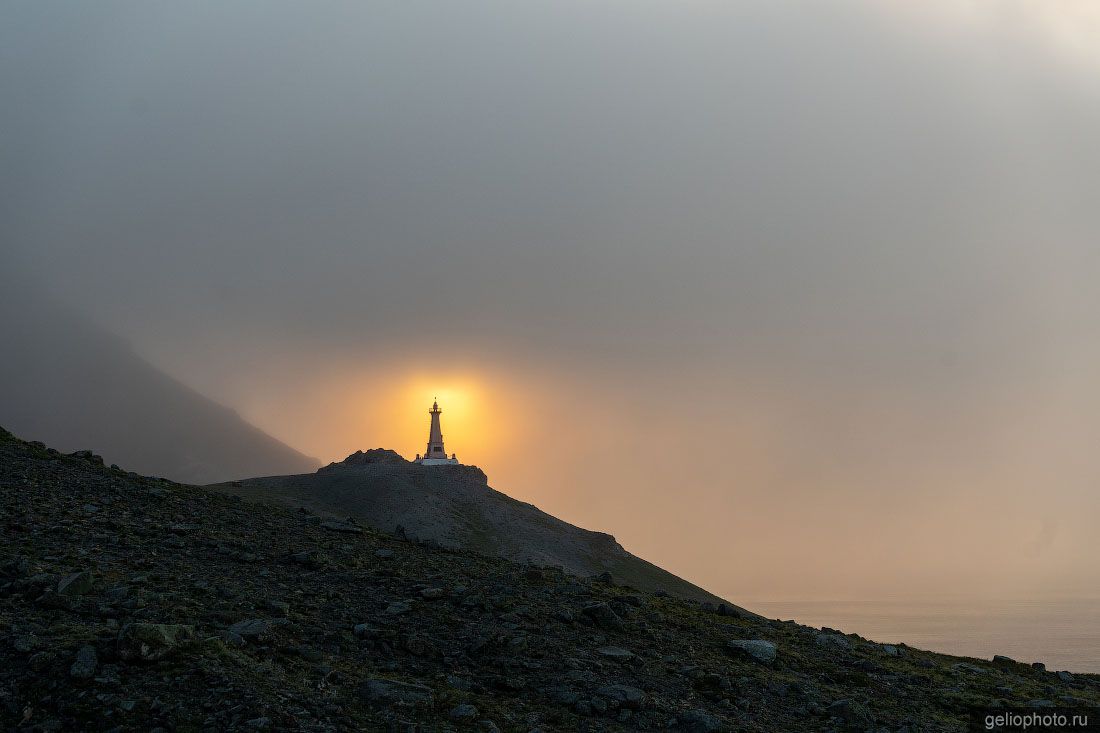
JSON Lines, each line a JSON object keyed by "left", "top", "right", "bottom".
{"left": 827, "top": 698, "right": 873, "bottom": 729}
{"left": 595, "top": 684, "right": 646, "bottom": 709}
{"left": 727, "top": 639, "right": 777, "bottom": 663}
{"left": 69, "top": 645, "right": 97, "bottom": 679}
{"left": 678, "top": 709, "right": 723, "bottom": 732}
{"left": 321, "top": 519, "right": 362, "bottom": 534}
{"left": 117, "top": 623, "right": 195, "bottom": 661}
{"left": 360, "top": 678, "right": 434, "bottom": 706}
{"left": 449, "top": 703, "right": 479, "bottom": 722}
{"left": 56, "top": 570, "right": 94, "bottom": 596}
{"left": 596, "top": 645, "right": 634, "bottom": 659}
{"left": 582, "top": 602, "right": 624, "bottom": 631}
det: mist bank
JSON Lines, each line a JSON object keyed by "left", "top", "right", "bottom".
{"left": 3, "top": 1, "right": 1100, "bottom": 602}
{"left": 0, "top": 284, "right": 319, "bottom": 484}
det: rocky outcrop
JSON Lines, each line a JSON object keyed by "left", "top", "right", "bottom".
{"left": 324, "top": 448, "right": 407, "bottom": 468}
{"left": 117, "top": 623, "right": 196, "bottom": 661}
{"left": 214, "top": 450, "right": 736, "bottom": 607}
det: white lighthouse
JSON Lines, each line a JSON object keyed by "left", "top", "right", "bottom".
{"left": 414, "top": 399, "right": 459, "bottom": 465}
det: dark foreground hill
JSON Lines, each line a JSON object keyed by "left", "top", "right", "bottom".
{"left": 2, "top": 429, "right": 1098, "bottom": 732}
{"left": 0, "top": 285, "right": 319, "bottom": 484}
{"left": 213, "top": 451, "right": 731, "bottom": 607}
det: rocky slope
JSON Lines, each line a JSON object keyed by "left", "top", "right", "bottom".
{"left": 2, "top": 428, "right": 1098, "bottom": 732}
{"left": 212, "top": 450, "right": 731, "bottom": 607}
{"left": 0, "top": 284, "right": 319, "bottom": 484}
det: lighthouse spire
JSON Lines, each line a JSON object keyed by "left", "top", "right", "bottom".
{"left": 426, "top": 398, "right": 445, "bottom": 458}
{"left": 416, "top": 398, "right": 459, "bottom": 465}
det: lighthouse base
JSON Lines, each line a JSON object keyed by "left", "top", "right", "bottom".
{"left": 415, "top": 457, "right": 459, "bottom": 466}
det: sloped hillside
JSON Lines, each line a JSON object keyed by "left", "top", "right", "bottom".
{"left": 0, "top": 287, "right": 318, "bottom": 483}
{"left": 215, "top": 450, "right": 733, "bottom": 607}
{"left": 3, "top": 428, "right": 1098, "bottom": 732}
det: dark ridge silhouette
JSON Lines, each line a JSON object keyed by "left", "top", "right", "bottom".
{"left": 0, "top": 284, "right": 319, "bottom": 483}
{"left": 213, "top": 450, "right": 741, "bottom": 608}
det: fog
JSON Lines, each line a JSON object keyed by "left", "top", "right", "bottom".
{"left": 4, "top": 1, "right": 1100, "bottom": 603}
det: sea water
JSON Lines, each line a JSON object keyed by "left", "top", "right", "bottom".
{"left": 746, "top": 597, "right": 1100, "bottom": 673}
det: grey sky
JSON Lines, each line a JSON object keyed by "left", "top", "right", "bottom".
{"left": 4, "top": 1, "right": 1099, "bottom": 599}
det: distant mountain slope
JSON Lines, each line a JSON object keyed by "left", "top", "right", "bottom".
{"left": 214, "top": 449, "right": 740, "bottom": 608}
{"left": 0, "top": 288, "right": 319, "bottom": 484}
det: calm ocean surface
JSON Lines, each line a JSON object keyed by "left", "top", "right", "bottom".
{"left": 745, "top": 598, "right": 1100, "bottom": 673}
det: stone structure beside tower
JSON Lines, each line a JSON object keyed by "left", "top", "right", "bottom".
{"left": 414, "top": 399, "right": 459, "bottom": 465}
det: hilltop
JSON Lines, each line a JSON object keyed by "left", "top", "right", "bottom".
{"left": 2, "top": 427, "right": 1098, "bottom": 732}
{"left": 212, "top": 450, "right": 731, "bottom": 607}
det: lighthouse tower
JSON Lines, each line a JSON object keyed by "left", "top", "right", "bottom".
{"left": 414, "top": 399, "right": 459, "bottom": 465}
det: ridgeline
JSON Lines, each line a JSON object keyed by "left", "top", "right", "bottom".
{"left": 213, "top": 449, "right": 733, "bottom": 607}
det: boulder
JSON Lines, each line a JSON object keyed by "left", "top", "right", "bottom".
{"left": 117, "top": 623, "right": 195, "bottom": 661}
{"left": 69, "top": 645, "right": 97, "bottom": 679}
{"left": 952, "top": 662, "right": 988, "bottom": 675}
{"left": 57, "top": 571, "right": 94, "bottom": 596}
{"left": 678, "top": 709, "right": 723, "bottom": 732}
{"left": 677, "top": 665, "right": 706, "bottom": 680}
{"left": 727, "top": 639, "right": 777, "bottom": 664}
{"left": 542, "top": 686, "right": 580, "bottom": 705}
{"left": 1, "top": 556, "right": 30, "bottom": 579}
{"left": 449, "top": 704, "right": 479, "bottom": 722}
{"left": 359, "top": 678, "right": 434, "bottom": 706}
{"left": 228, "top": 619, "right": 275, "bottom": 641}
{"left": 13, "top": 635, "right": 37, "bottom": 653}
{"left": 321, "top": 519, "right": 363, "bottom": 534}
{"left": 816, "top": 633, "right": 851, "bottom": 651}
{"left": 582, "top": 602, "right": 624, "bottom": 631}
{"left": 70, "top": 450, "right": 104, "bottom": 466}
{"left": 265, "top": 600, "right": 290, "bottom": 618}
{"left": 827, "top": 698, "right": 873, "bottom": 729}
{"left": 595, "top": 684, "right": 646, "bottom": 709}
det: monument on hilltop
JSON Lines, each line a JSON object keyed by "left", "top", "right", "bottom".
{"left": 414, "top": 399, "right": 459, "bottom": 465}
